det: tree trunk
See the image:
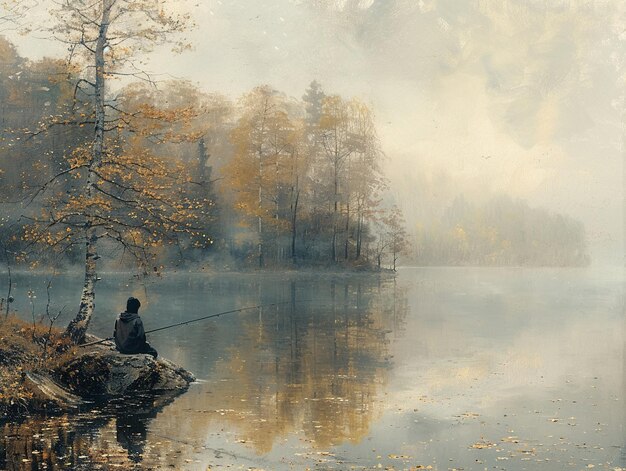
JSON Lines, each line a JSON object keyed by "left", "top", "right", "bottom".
{"left": 344, "top": 201, "right": 350, "bottom": 260}
{"left": 258, "top": 217, "right": 264, "bottom": 268}
{"left": 66, "top": 229, "right": 98, "bottom": 343}
{"left": 291, "top": 189, "right": 299, "bottom": 265}
{"left": 65, "top": 0, "right": 111, "bottom": 343}
{"left": 258, "top": 147, "right": 264, "bottom": 268}
{"left": 356, "top": 213, "right": 362, "bottom": 259}
{"left": 2, "top": 245, "right": 12, "bottom": 319}
{"left": 332, "top": 150, "right": 338, "bottom": 263}
{"left": 198, "top": 138, "right": 209, "bottom": 181}
{"left": 392, "top": 244, "right": 397, "bottom": 271}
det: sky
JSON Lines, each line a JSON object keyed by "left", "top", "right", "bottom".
{"left": 4, "top": 0, "right": 626, "bottom": 263}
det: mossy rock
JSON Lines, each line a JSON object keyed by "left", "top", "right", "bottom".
{"left": 54, "top": 348, "right": 195, "bottom": 398}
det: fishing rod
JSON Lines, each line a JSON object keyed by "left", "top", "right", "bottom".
{"left": 79, "top": 300, "right": 303, "bottom": 348}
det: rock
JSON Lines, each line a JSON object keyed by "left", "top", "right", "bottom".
{"left": 54, "top": 344, "right": 195, "bottom": 398}
{"left": 23, "top": 372, "right": 84, "bottom": 410}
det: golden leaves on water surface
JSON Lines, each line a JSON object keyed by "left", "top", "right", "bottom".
{"left": 470, "top": 440, "right": 497, "bottom": 449}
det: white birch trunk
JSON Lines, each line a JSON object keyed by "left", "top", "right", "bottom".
{"left": 65, "top": 0, "right": 111, "bottom": 343}
{"left": 67, "top": 230, "right": 98, "bottom": 343}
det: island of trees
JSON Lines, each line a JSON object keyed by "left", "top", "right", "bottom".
{"left": 410, "top": 195, "right": 590, "bottom": 267}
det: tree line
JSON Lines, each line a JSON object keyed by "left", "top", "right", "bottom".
{"left": 412, "top": 194, "right": 589, "bottom": 267}
{"left": 0, "top": 0, "right": 588, "bottom": 347}
{"left": 0, "top": 0, "right": 405, "bottom": 344}
{"left": 0, "top": 36, "right": 407, "bottom": 276}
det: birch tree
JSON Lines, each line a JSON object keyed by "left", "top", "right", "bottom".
{"left": 383, "top": 206, "right": 409, "bottom": 271}
{"left": 21, "top": 0, "right": 195, "bottom": 343}
{"left": 319, "top": 96, "right": 352, "bottom": 262}
{"left": 348, "top": 101, "right": 384, "bottom": 260}
{"left": 0, "top": 0, "right": 33, "bottom": 31}
{"left": 224, "top": 86, "right": 299, "bottom": 267}
{"left": 319, "top": 96, "right": 382, "bottom": 263}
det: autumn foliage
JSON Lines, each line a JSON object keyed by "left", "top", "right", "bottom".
{"left": 0, "top": 39, "right": 400, "bottom": 273}
{"left": 0, "top": 8, "right": 405, "bottom": 342}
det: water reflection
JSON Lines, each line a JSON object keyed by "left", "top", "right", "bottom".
{"left": 112, "top": 395, "right": 169, "bottom": 464}
{"left": 0, "top": 393, "right": 184, "bottom": 470}
{"left": 116, "top": 413, "right": 148, "bottom": 463}
{"left": 1, "top": 272, "right": 407, "bottom": 469}
{"left": 2, "top": 414, "right": 108, "bottom": 470}
{"left": 3, "top": 268, "right": 623, "bottom": 469}
{"left": 187, "top": 277, "right": 403, "bottom": 452}
{"left": 147, "top": 275, "right": 407, "bottom": 456}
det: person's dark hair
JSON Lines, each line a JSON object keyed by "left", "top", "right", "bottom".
{"left": 126, "top": 297, "right": 141, "bottom": 313}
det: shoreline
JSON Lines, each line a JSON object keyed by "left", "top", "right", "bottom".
{"left": 0, "top": 317, "right": 194, "bottom": 422}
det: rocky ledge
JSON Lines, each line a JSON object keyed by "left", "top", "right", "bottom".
{"left": 54, "top": 343, "right": 195, "bottom": 397}
{"left": 24, "top": 339, "right": 195, "bottom": 412}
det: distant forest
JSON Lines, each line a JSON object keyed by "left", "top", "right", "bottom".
{"left": 411, "top": 195, "right": 590, "bottom": 267}
{"left": 0, "top": 37, "right": 407, "bottom": 271}
{"left": 0, "top": 35, "right": 588, "bottom": 271}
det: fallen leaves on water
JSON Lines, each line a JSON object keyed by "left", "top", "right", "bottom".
{"left": 458, "top": 412, "right": 480, "bottom": 419}
{"left": 317, "top": 451, "right": 334, "bottom": 456}
{"left": 470, "top": 440, "right": 496, "bottom": 449}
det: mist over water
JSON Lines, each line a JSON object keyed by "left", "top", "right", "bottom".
{"left": 3, "top": 0, "right": 623, "bottom": 263}
{"left": 4, "top": 267, "right": 624, "bottom": 469}
{"left": 0, "top": 0, "right": 624, "bottom": 468}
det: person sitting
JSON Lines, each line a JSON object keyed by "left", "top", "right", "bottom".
{"left": 113, "top": 297, "right": 158, "bottom": 358}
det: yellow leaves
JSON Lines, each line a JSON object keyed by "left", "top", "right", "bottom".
{"left": 500, "top": 436, "right": 519, "bottom": 444}
{"left": 63, "top": 194, "right": 111, "bottom": 212}
{"left": 453, "top": 225, "right": 467, "bottom": 242}
{"left": 319, "top": 95, "right": 370, "bottom": 130}
{"left": 171, "top": 41, "right": 193, "bottom": 54}
{"left": 22, "top": 222, "right": 76, "bottom": 249}
{"left": 32, "top": 161, "right": 47, "bottom": 172}
{"left": 128, "top": 103, "right": 199, "bottom": 139}
{"left": 67, "top": 147, "right": 90, "bottom": 169}
{"left": 470, "top": 440, "right": 497, "bottom": 449}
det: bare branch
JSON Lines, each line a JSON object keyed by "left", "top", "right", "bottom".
{"left": 24, "top": 164, "right": 88, "bottom": 206}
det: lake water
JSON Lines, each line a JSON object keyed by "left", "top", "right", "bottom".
{"left": 2, "top": 267, "right": 625, "bottom": 470}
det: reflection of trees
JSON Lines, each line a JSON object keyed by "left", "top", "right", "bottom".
{"left": 0, "top": 394, "right": 182, "bottom": 470}
{"left": 374, "top": 276, "right": 409, "bottom": 339}
{"left": 1, "top": 274, "right": 410, "bottom": 466}
{"left": 1, "top": 415, "right": 115, "bottom": 471}
{"left": 173, "top": 275, "right": 408, "bottom": 453}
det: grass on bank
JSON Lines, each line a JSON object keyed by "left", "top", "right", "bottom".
{"left": 0, "top": 316, "right": 77, "bottom": 418}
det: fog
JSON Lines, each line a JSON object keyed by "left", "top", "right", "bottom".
{"left": 5, "top": 0, "right": 624, "bottom": 264}
{"left": 1, "top": 3, "right": 625, "bottom": 466}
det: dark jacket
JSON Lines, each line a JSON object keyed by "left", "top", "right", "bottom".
{"left": 114, "top": 311, "right": 148, "bottom": 354}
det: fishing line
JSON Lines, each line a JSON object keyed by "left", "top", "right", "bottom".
{"left": 79, "top": 300, "right": 308, "bottom": 347}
